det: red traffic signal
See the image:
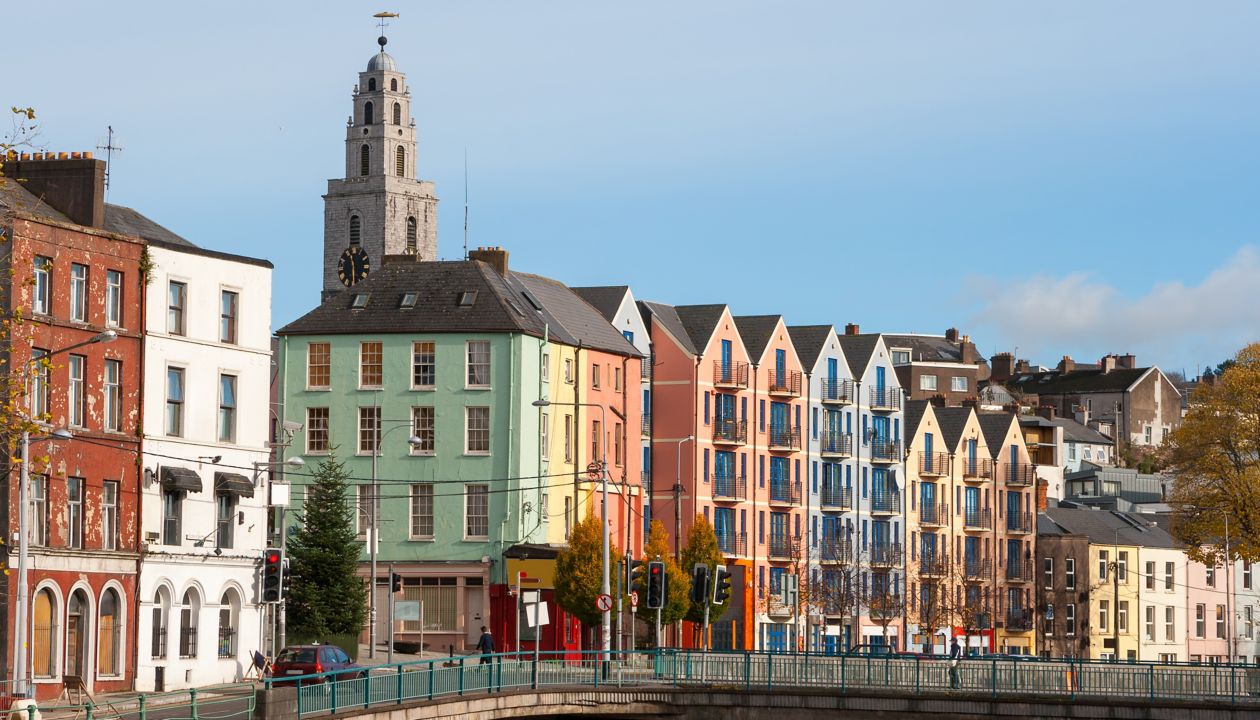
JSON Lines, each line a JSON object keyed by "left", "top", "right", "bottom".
{"left": 262, "top": 548, "right": 285, "bottom": 603}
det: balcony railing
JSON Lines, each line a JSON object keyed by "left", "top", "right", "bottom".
{"left": 963, "top": 508, "right": 992, "bottom": 530}
{"left": 919, "top": 451, "right": 949, "bottom": 477}
{"left": 713, "top": 418, "right": 747, "bottom": 445}
{"left": 641, "top": 361, "right": 651, "bottom": 381}
{"left": 964, "top": 557, "right": 992, "bottom": 580}
{"left": 769, "top": 534, "right": 796, "bottom": 560}
{"left": 870, "top": 543, "right": 903, "bottom": 566}
{"left": 818, "top": 537, "right": 853, "bottom": 564}
{"left": 871, "top": 493, "right": 901, "bottom": 514}
{"left": 768, "top": 427, "right": 801, "bottom": 451}
{"left": 1005, "top": 559, "right": 1034, "bottom": 583}
{"left": 768, "top": 369, "right": 802, "bottom": 397}
{"left": 963, "top": 457, "right": 994, "bottom": 480}
{"left": 870, "top": 440, "right": 901, "bottom": 463}
{"left": 641, "top": 471, "right": 650, "bottom": 487}
{"left": 820, "top": 378, "right": 855, "bottom": 405}
{"left": 712, "top": 472, "right": 745, "bottom": 501}
{"left": 869, "top": 386, "right": 902, "bottom": 411}
{"left": 820, "top": 485, "right": 852, "bottom": 511}
{"left": 641, "top": 414, "right": 651, "bottom": 437}
{"left": 769, "top": 480, "right": 802, "bottom": 505}
{"left": 1005, "top": 463, "right": 1036, "bottom": 487}
{"left": 1006, "top": 511, "right": 1033, "bottom": 534}
{"left": 919, "top": 554, "right": 948, "bottom": 577}
{"left": 713, "top": 360, "right": 749, "bottom": 389}
{"left": 919, "top": 501, "right": 949, "bottom": 526}
{"left": 716, "top": 531, "right": 748, "bottom": 557}
{"left": 819, "top": 431, "right": 853, "bottom": 457}
{"left": 1005, "top": 608, "right": 1034, "bottom": 631}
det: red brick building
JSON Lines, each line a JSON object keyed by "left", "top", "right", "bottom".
{"left": 2, "top": 155, "right": 144, "bottom": 699}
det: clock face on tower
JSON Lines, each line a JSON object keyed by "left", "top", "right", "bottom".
{"left": 338, "top": 246, "right": 371, "bottom": 287}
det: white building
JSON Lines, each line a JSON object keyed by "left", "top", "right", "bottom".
{"left": 1053, "top": 417, "right": 1115, "bottom": 473}
{"left": 1137, "top": 544, "right": 1188, "bottom": 663}
{"left": 1234, "top": 559, "right": 1260, "bottom": 664}
{"left": 135, "top": 235, "right": 273, "bottom": 690}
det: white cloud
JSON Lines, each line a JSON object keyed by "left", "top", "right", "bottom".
{"left": 964, "top": 246, "right": 1260, "bottom": 372}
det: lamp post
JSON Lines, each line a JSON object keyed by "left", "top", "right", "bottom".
{"left": 533, "top": 399, "right": 610, "bottom": 665}
{"left": 671, "top": 436, "right": 694, "bottom": 564}
{"left": 253, "top": 455, "right": 305, "bottom": 657}
{"left": 368, "top": 423, "right": 423, "bottom": 659}
{"left": 13, "top": 327, "right": 115, "bottom": 698}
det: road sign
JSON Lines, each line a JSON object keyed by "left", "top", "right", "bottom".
{"left": 629, "top": 590, "right": 639, "bottom": 608}
{"left": 596, "top": 593, "right": 613, "bottom": 612}
{"left": 395, "top": 600, "right": 420, "bottom": 621}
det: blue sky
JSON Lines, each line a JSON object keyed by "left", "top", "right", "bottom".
{"left": 7, "top": 1, "right": 1260, "bottom": 375}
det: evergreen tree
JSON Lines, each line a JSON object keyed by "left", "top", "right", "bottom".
{"left": 554, "top": 511, "right": 622, "bottom": 630}
{"left": 638, "top": 520, "right": 689, "bottom": 626}
{"left": 285, "top": 456, "right": 367, "bottom": 637}
{"left": 680, "top": 515, "right": 724, "bottom": 623}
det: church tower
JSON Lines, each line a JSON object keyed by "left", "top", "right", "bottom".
{"left": 323, "top": 33, "right": 438, "bottom": 294}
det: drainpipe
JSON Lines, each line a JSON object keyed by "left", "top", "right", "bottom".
{"left": 852, "top": 378, "right": 862, "bottom": 649}
{"left": 573, "top": 343, "right": 583, "bottom": 532}
{"left": 133, "top": 272, "right": 147, "bottom": 691}
{"left": 750, "top": 360, "right": 759, "bottom": 651}
{"left": 803, "top": 367, "right": 812, "bottom": 655}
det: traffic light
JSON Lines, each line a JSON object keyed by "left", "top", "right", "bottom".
{"left": 262, "top": 548, "right": 284, "bottom": 603}
{"left": 690, "top": 563, "right": 710, "bottom": 606}
{"left": 646, "top": 560, "right": 666, "bottom": 609}
{"left": 626, "top": 556, "right": 646, "bottom": 592}
{"left": 712, "top": 565, "right": 731, "bottom": 605}
{"left": 391, "top": 572, "right": 402, "bottom": 593}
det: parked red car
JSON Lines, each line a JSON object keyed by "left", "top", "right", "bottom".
{"left": 270, "top": 644, "right": 363, "bottom": 684}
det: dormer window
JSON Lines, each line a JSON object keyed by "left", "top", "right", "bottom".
{"left": 891, "top": 349, "right": 911, "bottom": 365}
{"left": 400, "top": 292, "right": 418, "bottom": 308}
{"left": 352, "top": 293, "right": 370, "bottom": 309}
{"left": 458, "top": 291, "right": 477, "bottom": 307}
{"left": 368, "top": 78, "right": 377, "bottom": 91}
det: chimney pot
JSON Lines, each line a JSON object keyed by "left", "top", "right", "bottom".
{"left": 945, "top": 327, "right": 959, "bottom": 343}
{"left": 468, "top": 246, "right": 510, "bottom": 277}
{"left": 844, "top": 323, "right": 860, "bottom": 336}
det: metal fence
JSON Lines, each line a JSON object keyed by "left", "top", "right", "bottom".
{"left": 270, "top": 650, "right": 1260, "bottom": 717}
{"left": 6, "top": 684, "right": 257, "bottom": 720}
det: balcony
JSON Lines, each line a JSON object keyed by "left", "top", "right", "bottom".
{"left": 1004, "top": 463, "right": 1036, "bottom": 487}
{"left": 641, "top": 361, "right": 651, "bottom": 382}
{"left": 716, "top": 531, "right": 748, "bottom": 557}
{"left": 870, "top": 440, "right": 901, "bottom": 463}
{"left": 768, "top": 369, "right": 802, "bottom": 397}
{"left": 712, "top": 472, "right": 745, "bottom": 501}
{"left": 1005, "top": 558, "right": 1033, "bottom": 583}
{"left": 818, "top": 537, "right": 853, "bottom": 565}
{"left": 820, "top": 378, "right": 855, "bottom": 405}
{"left": 869, "top": 386, "right": 902, "bottom": 412}
{"left": 1005, "top": 608, "right": 1034, "bottom": 631}
{"left": 962, "top": 458, "right": 994, "bottom": 481}
{"left": 769, "top": 480, "right": 802, "bottom": 506}
{"left": 769, "top": 534, "right": 796, "bottom": 560}
{"left": 919, "top": 451, "right": 949, "bottom": 477}
{"left": 919, "top": 501, "right": 949, "bottom": 527}
{"left": 713, "top": 418, "right": 747, "bottom": 446}
{"left": 1005, "top": 511, "right": 1033, "bottom": 534}
{"left": 870, "top": 493, "right": 901, "bottom": 515}
{"left": 641, "top": 470, "right": 650, "bottom": 488}
{"left": 870, "top": 543, "right": 903, "bottom": 566}
{"left": 820, "top": 485, "right": 852, "bottom": 511}
{"left": 641, "top": 414, "right": 651, "bottom": 437}
{"left": 963, "top": 508, "right": 992, "bottom": 530}
{"left": 713, "top": 360, "right": 749, "bottom": 389}
{"left": 919, "top": 553, "right": 948, "bottom": 577}
{"left": 964, "top": 557, "right": 992, "bottom": 580}
{"left": 819, "top": 431, "right": 853, "bottom": 458}
{"left": 768, "top": 427, "right": 801, "bottom": 452}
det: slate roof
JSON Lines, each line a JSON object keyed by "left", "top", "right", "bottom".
{"left": 638, "top": 301, "right": 698, "bottom": 356}
{"left": 0, "top": 180, "right": 70, "bottom": 222}
{"left": 882, "top": 334, "right": 966, "bottom": 364}
{"left": 277, "top": 260, "right": 548, "bottom": 337}
{"left": 570, "top": 286, "right": 628, "bottom": 323}
{"left": 934, "top": 406, "right": 974, "bottom": 450}
{"left": 1009, "top": 367, "right": 1148, "bottom": 395}
{"left": 673, "top": 304, "right": 727, "bottom": 355}
{"left": 977, "top": 412, "right": 1017, "bottom": 453}
{"left": 511, "top": 273, "right": 640, "bottom": 357}
{"left": 733, "top": 315, "right": 781, "bottom": 363}
{"left": 103, "top": 203, "right": 195, "bottom": 247}
{"left": 786, "top": 325, "right": 835, "bottom": 372}
{"left": 903, "top": 400, "right": 930, "bottom": 440}
{"left": 1050, "top": 417, "right": 1113, "bottom": 446}
{"left": 836, "top": 334, "right": 880, "bottom": 378}
{"left": 1043, "top": 508, "right": 1179, "bottom": 549}
{"left": 1037, "top": 513, "right": 1073, "bottom": 536}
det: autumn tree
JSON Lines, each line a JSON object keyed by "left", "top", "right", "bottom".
{"left": 554, "top": 510, "right": 623, "bottom": 640}
{"left": 680, "top": 515, "right": 724, "bottom": 624}
{"left": 637, "top": 520, "right": 688, "bottom": 628}
{"left": 1165, "top": 342, "right": 1260, "bottom": 563}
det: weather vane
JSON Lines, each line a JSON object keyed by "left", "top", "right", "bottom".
{"left": 374, "top": 11, "right": 398, "bottom": 38}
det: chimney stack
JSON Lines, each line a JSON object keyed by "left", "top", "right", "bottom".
{"left": 945, "top": 327, "right": 959, "bottom": 343}
{"left": 1037, "top": 405, "right": 1056, "bottom": 421}
{"left": 1058, "top": 355, "right": 1076, "bottom": 374}
{"left": 1117, "top": 354, "right": 1136, "bottom": 369}
{"left": 1015, "top": 358, "right": 1031, "bottom": 373}
{"left": 844, "top": 323, "right": 860, "bottom": 336}
{"left": 1100, "top": 355, "right": 1117, "bottom": 374}
{"left": 1, "top": 154, "right": 106, "bottom": 228}
{"left": 990, "top": 352, "right": 1015, "bottom": 382}
{"left": 468, "top": 246, "right": 509, "bottom": 277}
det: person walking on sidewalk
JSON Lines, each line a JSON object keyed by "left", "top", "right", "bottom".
{"left": 476, "top": 626, "right": 495, "bottom": 664}
{"left": 948, "top": 637, "right": 962, "bottom": 689}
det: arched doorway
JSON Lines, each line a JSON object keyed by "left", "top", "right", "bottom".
{"left": 98, "top": 588, "right": 122, "bottom": 677}
{"left": 32, "top": 588, "right": 58, "bottom": 678}
{"left": 66, "top": 589, "right": 90, "bottom": 681}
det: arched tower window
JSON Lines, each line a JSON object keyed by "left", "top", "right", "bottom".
{"left": 364, "top": 101, "right": 374, "bottom": 125}
{"left": 368, "top": 78, "right": 377, "bottom": 91}
{"left": 395, "top": 147, "right": 405, "bottom": 177}
{"left": 393, "top": 102, "right": 401, "bottom": 125}
{"left": 390, "top": 78, "right": 398, "bottom": 92}
{"left": 350, "top": 216, "right": 361, "bottom": 245}
{"left": 98, "top": 588, "right": 121, "bottom": 676}
{"left": 360, "top": 145, "right": 370, "bottom": 176}
{"left": 406, "top": 217, "right": 417, "bottom": 253}
{"left": 179, "top": 589, "right": 200, "bottom": 659}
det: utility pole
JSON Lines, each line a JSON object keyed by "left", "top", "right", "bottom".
{"left": 1113, "top": 530, "right": 1120, "bottom": 662}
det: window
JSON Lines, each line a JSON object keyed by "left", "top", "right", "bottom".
{"left": 359, "top": 406, "right": 381, "bottom": 454}
{"left": 410, "top": 484, "right": 434, "bottom": 538}
{"left": 166, "top": 367, "right": 185, "bottom": 436}
{"left": 614, "top": 367, "right": 622, "bottom": 391}
{"left": 395, "top": 146, "right": 405, "bottom": 177}
{"left": 412, "top": 341, "right": 435, "bottom": 388}
{"left": 1245, "top": 564, "right": 1253, "bottom": 590}
{"left": 540, "top": 413, "right": 549, "bottom": 455}
{"left": 542, "top": 353, "right": 550, "bottom": 381}
{"left": 466, "top": 341, "right": 491, "bottom": 387}
{"left": 1045, "top": 604, "right": 1055, "bottom": 635}
{"left": 307, "top": 343, "right": 331, "bottom": 389}
{"left": 950, "top": 376, "right": 967, "bottom": 392}
{"left": 68, "top": 354, "right": 85, "bottom": 427}
{"left": 891, "top": 350, "right": 910, "bottom": 365}
{"left": 1217, "top": 604, "right": 1226, "bottom": 638}
{"left": 104, "top": 359, "right": 122, "bottom": 431}
{"left": 406, "top": 217, "right": 417, "bottom": 253}
{"left": 1206, "top": 565, "right": 1216, "bottom": 587}
{"left": 563, "top": 414, "right": 573, "bottom": 462}
{"left": 167, "top": 281, "right": 186, "bottom": 334}
{"left": 219, "top": 290, "right": 238, "bottom": 343}
{"left": 98, "top": 588, "right": 122, "bottom": 676}
{"left": 1165, "top": 561, "right": 1174, "bottom": 590}
{"left": 216, "top": 493, "right": 236, "bottom": 549}
{"left": 30, "top": 348, "right": 48, "bottom": 418}
{"left": 591, "top": 419, "right": 602, "bottom": 462}
{"left": 67, "top": 477, "right": 84, "bottom": 549}
{"left": 364, "top": 100, "right": 374, "bottom": 123}
{"left": 466, "top": 407, "right": 490, "bottom": 454}
{"left": 218, "top": 374, "right": 237, "bottom": 443}
{"left": 465, "top": 484, "right": 489, "bottom": 538}
{"left": 360, "top": 341, "right": 383, "bottom": 387}
{"left": 393, "top": 102, "right": 401, "bottom": 125}
{"left": 351, "top": 292, "right": 369, "bottom": 309}
{"left": 356, "top": 485, "right": 376, "bottom": 536}
{"left": 1166, "top": 606, "right": 1175, "bottom": 641}
{"left": 179, "top": 590, "right": 199, "bottom": 658}
{"left": 591, "top": 364, "right": 601, "bottom": 390}
{"left": 564, "top": 358, "right": 574, "bottom": 384}
{"left": 391, "top": 78, "right": 398, "bottom": 91}
{"left": 458, "top": 291, "right": 476, "bottom": 306}
{"left": 1118, "top": 601, "right": 1128, "bottom": 633}
{"left": 350, "top": 215, "right": 362, "bottom": 244}
{"left": 33, "top": 256, "right": 51, "bottom": 315}
{"left": 102, "top": 481, "right": 118, "bottom": 551}
{"left": 217, "top": 591, "right": 236, "bottom": 658}
{"left": 106, "top": 270, "right": 123, "bottom": 327}
{"left": 306, "top": 408, "right": 330, "bottom": 453}
{"left": 360, "top": 145, "right": 370, "bottom": 175}
{"left": 400, "top": 292, "right": 417, "bottom": 308}
{"left": 412, "top": 406, "right": 434, "bottom": 454}
{"left": 1146, "top": 561, "right": 1155, "bottom": 591}
{"left": 32, "top": 588, "right": 57, "bottom": 677}
{"left": 70, "top": 263, "right": 88, "bottom": 322}
{"left": 1118, "top": 551, "right": 1128, "bottom": 583}
{"left": 614, "top": 422, "right": 623, "bottom": 465}
{"left": 1065, "top": 603, "right": 1076, "bottom": 636}
{"left": 919, "top": 375, "right": 937, "bottom": 391}
{"left": 1145, "top": 605, "right": 1155, "bottom": 641}
{"left": 1144, "top": 426, "right": 1152, "bottom": 444}
{"left": 1195, "top": 604, "right": 1206, "bottom": 638}
{"left": 1099, "top": 600, "right": 1109, "bottom": 633}
{"left": 368, "top": 78, "right": 376, "bottom": 91}
{"left": 1098, "top": 550, "right": 1109, "bottom": 582}
{"left": 162, "top": 490, "right": 182, "bottom": 545}
{"left": 1246, "top": 606, "right": 1254, "bottom": 640}
{"left": 1044, "top": 557, "right": 1053, "bottom": 589}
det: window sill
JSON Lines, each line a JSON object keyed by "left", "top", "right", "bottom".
{"left": 306, "top": 386, "right": 331, "bottom": 392}
{"left": 411, "top": 386, "right": 436, "bottom": 392}
{"left": 358, "top": 386, "right": 384, "bottom": 391}
{"left": 409, "top": 451, "right": 436, "bottom": 457}
{"left": 305, "top": 450, "right": 331, "bottom": 456}
{"left": 464, "top": 385, "right": 492, "bottom": 391}
{"left": 409, "top": 536, "right": 435, "bottom": 542}
{"left": 464, "top": 536, "right": 489, "bottom": 542}
{"left": 464, "top": 452, "right": 491, "bottom": 457}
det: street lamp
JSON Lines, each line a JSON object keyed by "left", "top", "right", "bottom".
{"left": 13, "top": 328, "right": 114, "bottom": 698}
{"left": 368, "top": 423, "right": 423, "bottom": 659}
{"left": 671, "top": 436, "right": 694, "bottom": 563}
{"left": 533, "top": 398, "right": 611, "bottom": 666}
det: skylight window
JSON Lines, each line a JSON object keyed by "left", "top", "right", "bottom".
{"left": 521, "top": 289, "right": 544, "bottom": 312}
{"left": 352, "top": 293, "right": 370, "bottom": 309}
{"left": 400, "top": 292, "right": 418, "bottom": 308}
{"left": 458, "top": 291, "right": 477, "bottom": 307}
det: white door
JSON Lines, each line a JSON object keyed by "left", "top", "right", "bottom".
{"left": 466, "top": 589, "right": 485, "bottom": 646}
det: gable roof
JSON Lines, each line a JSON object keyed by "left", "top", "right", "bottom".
{"left": 1050, "top": 417, "right": 1113, "bottom": 445}
{"left": 934, "top": 406, "right": 974, "bottom": 450}
{"left": 903, "top": 399, "right": 931, "bottom": 440}
{"left": 570, "top": 286, "right": 629, "bottom": 323}
{"left": 1044, "top": 508, "right": 1179, "bottom": 549}
{"left": 673, "top": 304, "right": 727, "bottom": 355}
{"left": 786, "top": 325, "right": 836, "bottom": 372}
{"left": 637, "top": 301, "right": 698, "bottom": 356}
{"left": 103, "top": 203, "right": 195, "bottom": 247}
{"left": 836, "top": 334, "right": 881, "bottom": 378}
{"left": 511, "top": 273, "right": 640, "bottom": 357}
{"left": 732, "top": 315, "right": 782, "bottom": 363}
{"left": 882, "top": 334, "right": 968, "bottom": 364}
{"left": 1008, "top": 367, "right": 1149, "bottom": 395}
{"left": 977, "top": 412, "right": 1018, "bottom": 453}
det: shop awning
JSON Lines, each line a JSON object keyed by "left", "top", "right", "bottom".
{"left": 215, "top": 472, "right": 255, "bottom": 498}
{"left": 160, "top": 466, "right": 202, "bottom": 494}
